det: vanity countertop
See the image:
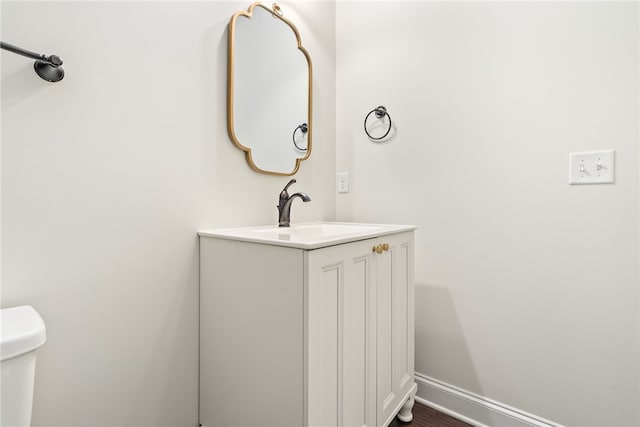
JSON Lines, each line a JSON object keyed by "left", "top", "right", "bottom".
{"left": 198, "top": 222, "right": 417, "bottom": 250}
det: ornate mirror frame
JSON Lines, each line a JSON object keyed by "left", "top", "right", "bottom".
{"left": 227, "top": 2, "right": 313, "bottom": 176}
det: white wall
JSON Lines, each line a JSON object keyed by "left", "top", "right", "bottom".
{"left": 336, "top": 2, "right": 639, "bottom": 426}
{"left": 1, "top": 1, "right": 335, "bottom": 425}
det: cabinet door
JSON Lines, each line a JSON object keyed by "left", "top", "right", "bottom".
{"left": 306, "top": 239, "right": 377, "bottom": 427}
{"left": 374, "top": 232, "right": 415, "bottom": 427}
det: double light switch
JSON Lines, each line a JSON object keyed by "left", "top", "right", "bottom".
{"left": 569, "top": 150, "right": 615, "bottom": 185}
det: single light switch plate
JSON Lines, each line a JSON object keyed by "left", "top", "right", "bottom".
{"left": 569, "top": 150, "right": 615, "bottom": 185}
{"left": 337, "top": 172, "right": 349, "bottom": 193}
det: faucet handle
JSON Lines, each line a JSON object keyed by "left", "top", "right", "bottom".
{"left": 282, "top": 179, "right": 296, "bottom": 193}
{"left": 280, "top": 179, "right": 297, "bottom": 200}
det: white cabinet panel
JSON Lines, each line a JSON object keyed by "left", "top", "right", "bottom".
{"left": 199, "top": 238, "right": 304, "bottom": 427}
{"left": 376, "top": 234, "right": 415, "bottom": 427}
{"left": 306, "top": 239, "right": 375, "bottom": 427}
{"left": 376, "top": 247, "right": 396, "bottom": 420}
{"left": 307, "top": 261, "right": 340, "bottom": 426}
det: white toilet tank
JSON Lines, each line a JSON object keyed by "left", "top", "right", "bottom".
{"left": 0, "top": 306, "right": 47, "bottom": 427}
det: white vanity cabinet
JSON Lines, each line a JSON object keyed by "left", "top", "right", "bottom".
{"left": 199, "top": 223, "right": 416, "bottom": 427}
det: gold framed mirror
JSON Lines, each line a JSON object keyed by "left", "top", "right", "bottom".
{"left": 227, "top": 2, "right": 313, "bottom": 176}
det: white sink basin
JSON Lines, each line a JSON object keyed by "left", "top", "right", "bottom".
{"left": 254, "top": 223, "right": 382, "bottom": 239}
{"left": 199, "top": 222, "right": 416, "bottom": 249}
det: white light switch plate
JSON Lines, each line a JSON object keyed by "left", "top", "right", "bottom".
{"left": 569, "top": 150, "right": 615, "bottom": 185}
{"left": 337, "top": 172, "right": 349, "bottom": 193}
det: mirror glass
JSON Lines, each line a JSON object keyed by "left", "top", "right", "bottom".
{"left": 228, "top": 3, "right": 312, "bottom": 176}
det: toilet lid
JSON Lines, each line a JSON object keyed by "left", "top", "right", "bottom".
{"left": 0, "top": 305, "right": 47, "bottom": 361}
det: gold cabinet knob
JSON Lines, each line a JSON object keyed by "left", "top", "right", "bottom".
{"left": 373, "top": 243, "right": 389, "bottom": 254}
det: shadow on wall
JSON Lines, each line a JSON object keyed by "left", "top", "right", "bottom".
{"left": 415, "top": 283, "right": 559, "bottom": 426}
{"left": 415, "top": 283, "right": 491, "bottom": 414}
{"left": 129, "top": 237, "right": 200, "bottom": 425}
{"left": 1, "top": 64, "right": 49, "bottom": 109}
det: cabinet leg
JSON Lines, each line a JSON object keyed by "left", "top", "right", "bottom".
{"left": 397, "top": 391, "right": 416, "bottom": 423}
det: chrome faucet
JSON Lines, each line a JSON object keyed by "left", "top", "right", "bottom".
{"left": 278, "top": 179, "right": 311, "bottom": 227}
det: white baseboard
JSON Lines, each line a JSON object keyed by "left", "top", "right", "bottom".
{"left": 414, "top": 373, "right": 565, "bottom": 427}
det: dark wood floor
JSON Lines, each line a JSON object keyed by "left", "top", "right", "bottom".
{"left": 389, "top": 402, "right": 472, "bottom": 427}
